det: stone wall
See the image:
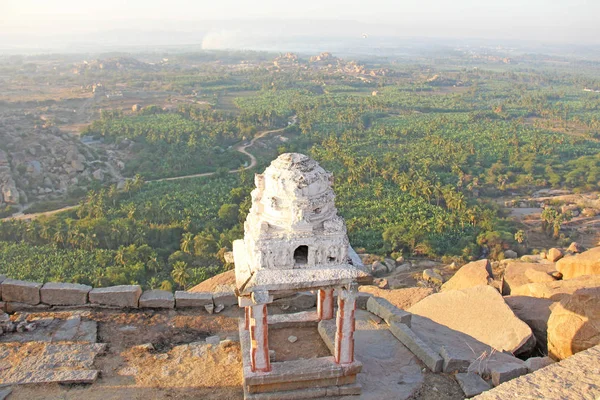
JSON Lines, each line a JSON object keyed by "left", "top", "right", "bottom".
{"left": 0, "top": 275, "right": 239, "bottom": 313}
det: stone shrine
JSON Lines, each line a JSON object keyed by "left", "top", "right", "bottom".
{"left": 234, "top": 153, "right": 370, "bottom": 398}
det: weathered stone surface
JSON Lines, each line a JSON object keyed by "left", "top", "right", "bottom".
{"left": 1, "top": 279, "right": 42, "bottom": 305}
{"left": 388, "top": 321, "right": 443, "bottom": 372}
{"left": 455, "top": 372, "right": 491, "bottom": 398}
{"left": 474, "top": 344, "right": 600, "bottom": 400}
{"left": 318, "top": 310, "right": 424, "bottom": 400}
{"left": 524, "top": 356, "right": 554, "bottom": 372}
{"left": 383, "top": 258, "right": 397, "bottom": 272}
{"left": 422, "top": 269, "right": 443, "bottom": 285}
{"left": 139, "top": 290, "right": 174, "bottom": 308}
{"left": 371, "top": 261, "right": 387, "bottom": 277}
{"left": 40, "top": 282, "right": 92, "bottom": 305}
{"left": 501, "top": 262, "right": 556, "bottom": 295}
{"left": 0, "top": 342, "right": 105, "bottom": 385}
{"left": 547, "top": 248, "right": 564, "bottom": 262}
{"left": 0, "top": 388, "right": 12, "bottom": 400}
{"left": 440, "top": 345, "right": 471, "bottom": 373}
{"left": 174, "top": 291, "right": 213, "bottom": 308}
{"left": 490, "top": 362, "right": 528, "bottom": 386}
{"left": 366, "top": 296, "right": 412, "bottom": 326}
{"left": 504, "top": 296, "right": 557, "bottom": 353}
{"left": 547, "top": 286, "right": 600, "bottom": 360}
{"left": 212, "top": 290, "right": 237, "bottom": 307}
{"left": 409, "top": 314, "right": 527, "bottom": 383}
{"left": 441, "top": 259, "right": 492, "bottom": 292}
{"left": 511, "top": 274, "right": 600, "bottom": 301}
{"left": 556, "top": 246, "right": 600, "bottom": 279}
{"left": 234, "top": 153, "right": 368, "bottom": 296}
{"left": 409, "top": 286, "right": 535, "bottom": 355}
{"left": 5, "top": 302, "right": 50, "bottom": 313}
{"left": 273, "top": 291, "right": 315, "bottom": 310}
{"left": 523, "top": 268, "right": 555, "bottom": 284}
{"left": 89, "top": 285, "right": 141, "bottom": 308}
{"left": 567, "top": 241, "right": 584, "bottom": 253}
{"left": 503, "top": 250, "right": 517, "bottom": 259}
{"left": 359, "top": 286, "right": 433, "bottom": 310}
{"left": 271, "top": 311, "right": 318, "bottom": 329}
{"left": 356, "top": 292, "right": 372, "bottom": 310}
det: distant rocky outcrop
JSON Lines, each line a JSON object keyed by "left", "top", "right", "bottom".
{"left": 0, "top": 113, "right": 123, "bottom": 210}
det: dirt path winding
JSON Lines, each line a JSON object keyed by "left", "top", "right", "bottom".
{"left": 3, "top": 117, "right": 297, "bottom": 221}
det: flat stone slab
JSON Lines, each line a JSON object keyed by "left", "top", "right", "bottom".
{"left": 139, "top": 290, "right": 174, "bottom": 308}
{"left": 236, "top": 260, "right": 371, "bottom": 295}
{"left": 89, "top": 285, "right": 141, "bottom": 308}
{"left": 456, "top": 372, "right": 491, "bottom": 398}
{"left": 489, "top": 361, "right": 528, "bottom": 386}
{"left": 40, "top": 282, "right": 92, "bottom": 305}
{"left": 409, "top": 285, "right": 535, "bottom": 355}
{"left": 407, "top": 314, "right": 527, "bottom": 383}
{"left": 388, "top": 322, "right": 443, "bottom": 373}
{"left": 4, "top": 369, "right": 99, "bottom": 385}
{"left": 174, "top": 291, "right": 212, "bottom": 308}
{"left": 0, "top": 342, "right": 106, "bottom": 385}
{"left": 1, "top": 316, "right": 97, "bottom": 344}
{"left": 366, "top": 296, "right": 412, "bottom": 326}
{"left": 1, "top": 279, "right": 42, "bottom": 305}
{"left": 212, "top": 290, "right": 238, "bottom": 307}
{"left": 269, "top": 311, "right": 319, "bottom": 329}
{"left": 474, "top": 344, "right": 600, "bottom": 399}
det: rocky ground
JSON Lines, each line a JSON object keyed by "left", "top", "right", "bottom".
{"left": 1, "top": 244, "right": 599, "bottom": 399}
{"left": 0, "top": 111, "right": 125, "bottom": 215}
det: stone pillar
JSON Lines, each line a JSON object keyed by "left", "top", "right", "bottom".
{"left": 249, "top": 303, "right": 271, "bottom": 372}
{"left": 317, "top": 288, "right": 335, "bottom": 320}
{"left": 334, "top": 286, "right": 357, "bottom": 364}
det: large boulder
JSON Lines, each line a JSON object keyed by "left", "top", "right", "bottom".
{"left": 409, "top": 285, "right": 535, "bottom": 355}
{"left": 511, "top": 274, "right": 600, "bottom": 302}
{"left": 504, "top": 250, "right": 517, "bottom": 259}
{"left": 441, "top": 259, "right": 492, "bottom": 292}
{"left": 547, "top": 287, "right": 600, "bottom": 360}
{"left": 556, "top": 246, "right": 600, "bottom": 279}
{"left": 501, "top": 262, "right": 556, "bottom": 295}
{"left": 547, "top": 248, "right": 564, "bottom": 262}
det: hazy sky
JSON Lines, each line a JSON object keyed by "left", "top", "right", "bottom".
{"left": 2, "top": 0, "right": 599, "bottom": 48}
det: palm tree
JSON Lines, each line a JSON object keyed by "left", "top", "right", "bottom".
{"left": 180, "top": 232, "right": 194, "bottom": 254}
{"left": 171, "top": 261, "right": 190, "bottom": 290}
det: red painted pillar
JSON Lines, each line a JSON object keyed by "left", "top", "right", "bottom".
{"left": 334, "top": 287, "right": 357, "bottom": 364}
{"left": 249, "top": 304, "right": 271, "bottom": 372}
{"left": 317, "top": 288, "right": 334, "bottom": 320}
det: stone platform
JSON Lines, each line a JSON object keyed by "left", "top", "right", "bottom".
{"left": 239, "top": 318, "right": 362, "bottom": 399}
